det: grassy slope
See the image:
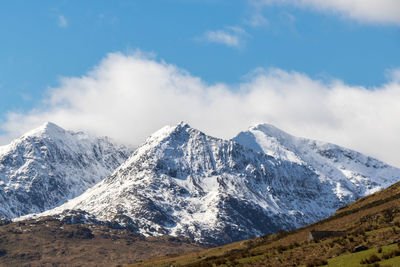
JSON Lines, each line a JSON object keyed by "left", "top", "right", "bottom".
{"left": 128, "top": 182, "right": 400, "bottom": 267}
{"left": 326, "top": 243, "right": 399, "bottom": 266}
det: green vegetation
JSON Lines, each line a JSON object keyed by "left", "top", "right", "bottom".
{"left": 327, "top": 243, "right": 400, "bottom": 266}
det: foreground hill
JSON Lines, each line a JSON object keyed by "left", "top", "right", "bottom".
{"left": 0, "top": 216, "right": 207, "bottom": 267}
{"left": 0, "top": 122, "right": 131, "bottom": 218}
{"left": 30, "top": 122, "right": 400, "bottom": 245}
{"left": 128, "top": 180, "right": 400, "bottom": 267}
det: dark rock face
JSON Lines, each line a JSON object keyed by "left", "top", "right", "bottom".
{"left": 307, "top": 230, "right": 346, "bottom": 242}
{"left": 0, "top": 219, "right": 11, "bottom": 226}
{"left": 0, "top": 122, "right": 132, "bottom": 218}
{"left": 57, "top": 210, "right": 136, "bottom": 231}
{"left": 353, "top": 245, "right": 369, "bottom": 253}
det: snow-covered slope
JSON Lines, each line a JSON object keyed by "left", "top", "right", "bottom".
{"left": 233, "top": 124, "right": 400, "bottom": 202}
{"left": 34, "top": 122, "right": 400, "bottom": 245}
{"left": 0, "top": 122, "right": 132, "bottom": 218}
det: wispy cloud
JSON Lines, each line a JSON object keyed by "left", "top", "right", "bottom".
{"left": 202, "top": 27, "right": 247, "bottom": 48}
{"left": 246, "top": 13, "right": 268, "bottom": 27}
{"left": 387, "top": 69, "right": 400, "bottom": 82}
{"left": 58, "top": 15, "right": 68, "bottom": 28}
{"left": 252, "top": 0, "right": 400, "bottom": 26}
{"left": 1, "top": 52, "right": 400, "bottom": 168}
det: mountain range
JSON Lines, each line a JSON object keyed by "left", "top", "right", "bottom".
{"left": 13, "top": 122, "right": 398, "bottom": 245}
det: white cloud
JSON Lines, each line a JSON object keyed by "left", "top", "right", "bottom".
{"left": 202, "top": 27, "right": 246, "bottom": 47}
{"left": 1, "top": 52, "right": 400, "bottom": 168}
{"left": 253, "top": 0, "right": 400, "bottom": 26}
{"left": 58, "top": 15, "right": 68, "bottom": 28}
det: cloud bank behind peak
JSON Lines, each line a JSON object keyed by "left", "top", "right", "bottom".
{"left": 1, "top": 52, "right": 400, "bottom": 167}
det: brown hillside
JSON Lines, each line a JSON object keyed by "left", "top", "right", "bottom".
{"left": 0, "top": 217, "right": 208, "bottom": 267}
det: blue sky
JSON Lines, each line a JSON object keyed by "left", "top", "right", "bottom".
{"left": 1, "top": 0, "right": 400, "bottom": 166}
{"left": 1, "top": 0, "right": 399, "bottom": 117}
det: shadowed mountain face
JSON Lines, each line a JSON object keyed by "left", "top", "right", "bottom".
{"left": 0, "top": 122, "right": 132, "bottom": 218}
{"left": 35, "top": 122, "right": 400, "bottom": 245}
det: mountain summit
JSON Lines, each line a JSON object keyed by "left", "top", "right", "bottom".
{"left": 0, "top": 122, "right": 132, "bottom": 218}
{"left": 36, "top": 122, "right": 400, "bottom": 245}
{"left": 23, "top": 121, "right": 67, "bottom": 138}
{"left": 234, "top": 123, "right": 399, "bottom": 201}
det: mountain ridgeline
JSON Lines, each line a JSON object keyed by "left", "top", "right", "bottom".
{"left": 233, "top": 124, "right": 398, "bottom": 201}
{"left": 21, "top": 122, "right": 400, "bottom": 245}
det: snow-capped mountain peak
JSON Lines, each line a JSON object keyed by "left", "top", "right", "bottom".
{"left": 250, "top": 123, "right": 293, "bottom": 141}
{"left": 0, "top": 122, "right": 132, "bottom": 218}
{"left": 24, "top": 121, "right": 66, "bottom": 137}
{"left": 143, "top": 121, "right": 191, "bottom": 145}
{"left": 235, "top": 123, "right": 303, "bottom": 167}
{"left": 234, "top": 123, "right": 400, "bottom": 199}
